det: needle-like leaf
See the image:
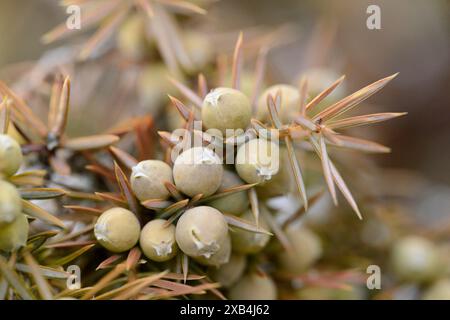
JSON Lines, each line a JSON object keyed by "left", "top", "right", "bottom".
{"left": 164, "top": 181, "right": 184, "bottom": 201}
{"left": 158, "top": 199, "right": 189, "bottom": 217}
{"left": 330, "top": 134, "right": 391, "bottom": 153}
{"left": 313, "top": 73, "right": 398, "bottom": 123}
{"left": 282, "top": 190, "right": 325, "bottom": 229}
{"left": 298, "top": 76, "right": 308, "bottom": 116}
{"left": 251, "top": 46, "right": 268, "bottom": 111}
{"left": 49, "top": 76, "right": 70, "bottom": 140}
{"left": 15, "top": 264, "right": 69, "bottom": 279}
{"left": 141, "top": 199, "right": 174, "bottom": 210}
{"left": 64, "top": 205, "right": 103, "bottom": 216}
{"left": 79, "top": 5, "right": 128, "bottom": 60}
{"left": 126, "top": 247, "right": 142, "bottom": 271}
{"left": 135, "top": 0, "right": 154, "bottom": 18}
{"left": 0, "top": 97, "right": 10, "bottom": 134}
{"left": 114, "top": 161, "right": 141, "bottom": 217}
{"left": 182, "top": 254, "right": 189, "bottom": 284}
{"left": 168, "top": 77, "right": 203, "bottom": 109}
{"left": 0, "top": 256, "right": 35, "bottom": 300}
{"left": 168, "top": 95, "right": 193, "bottom": 121}
{"left": 64, "top": 134, "right": 119, "bottom": 151}
{"left": 198, "top": 73, "right": 208, "bottom": 98}
{"left": 284, "top": 136, "right": 308, "bottom": 210}
{"left": 231, "top": 32, "right": 244, "bottom": 90}
{"left": 159, "top": 0, "right": 207, "bottom": 15}
{"left": 23, "top": 251, "right": 53, "bottom": 300}
{"left": 42, "top": 0, "right": 120, "bottom": 43}
{"left": 0, "top": 81, "right": 47, "bottom": 137}
{"left": 50, "top": 244, "right": 96, "bottom": 266}
{"left": 197, "top": 183, "right": 257, "bottom": 204}
{"left": 267, "top": 94, "right": 283, "bottom": 129}
{"left": 223, "top": 213, "right": 272, "bottom": 235}
{"left": 330, "top": 161, "right": 362, "bottom": 220}
{"left": 96, "top": 255, "right": 122, "bottom": 271}
{"left": 326, "top": 112, "right": 407, "bottom": 130}
{"left": 113, "top": 271, "right": 168, "bottom": 300}
{"left": 48, "top": 75, "right": 63, "bottom": 129}
{"left": 22, "top": 200, "right": 66, "bottom": 229}
{"left": 109, "top": 146, "right": 138, "bottom": 169}
{"left": 248, "top": 188, "right": 260, "bottom": 227}
{"left": 306, "top": 75, "right": 345, "bottom": 111}
{"left": 20, "top": 188, "right": 66, "bottom": 200}
{"left": 149, "top": 4, "right": 179, "bottom": 74}
{"left": 9, "top": 170, "right": 46, "bottom": 186}
{"left": 260, "top": 207, "right": 293, "bottom": 253}
{"left": 95, "top": 192, "right": 127, "bottom": 206}
{"left": 82, "top": 263, "right": 127, "bottom": 300}
{"left": 294, "top": 114, "right": 318, "bottom": 132}
{"left": 319, "top": 135, "right": 338, "bottom": 205}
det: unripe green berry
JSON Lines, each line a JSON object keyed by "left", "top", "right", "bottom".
{"left": 277, "top": 226, "right": 322, "bottom": 274}
{"left": 235, "top": 138, "right": 280, "bottom": 184}
{"left": 230, "top": 209, "right": 271, "bottom": 254}
{"left": 208, "top": 170, "right": 249, "bottom": 215}
{"left": 228, "top": 273, "right": 277, "bottom": 300}
{"left": 390, "top": 236, "right": 443, "bottom": 283}
{"left": 299, "top": 67, "right": 345, "bottom": 101}
{"left": 130, "top": 160, "right": 173, "bottom": 202}
{"left": 117, "top": 14, "right": 153, "bottom": 61}
{"left": 296, "top": 286, "right": 364, "bottom": 300}
{"left": 138, "top": 64, "right": 179, "bottom": 112}
{"left": 195, "top": 234, "right": 231, "bottom": 267}
{"left": 0, "top": 134, "right": 23, "bottom": 177}
{"left": 6, "top": 124, "right": 26, "bottom": 145}
{"left": 209, "top": 253, "right": 247, "bottom": 288}
{"left": 256, "top": 146, "right": 292, "bottom": 198}
{"left": 224, "top": 72, "right": 264, "bottom": 98}
{"left": 423, "top": 279, "right": 450, "bottom": 300}
{"left": 202, "top": 87, "right": 251, "bottom": 135}
{"left": 257, "top": 84, "right": 299, "bottom": 123}
{"left": 94, "top": 207, "right": 141, "bottom": 253}
{"left": 183, "top": 31, "right": 213, "bottom": 73}
{"left": 173, "top": 147, "right": 223, "bottom": 197}
{"left": 0, "top": 213, "right": 29, "bottom": 252}
{"left": 0, "top": 180, "right": 22, "bottom": 227}
{"left": 175, "top": 206, "right": 229, "bottom": 259}
{"left": 140, "top": 219, "right": 178, "bottom": 262}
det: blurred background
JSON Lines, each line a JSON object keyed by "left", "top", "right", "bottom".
{"left": 0, "top": 0, "right": 448, "bottom": 182}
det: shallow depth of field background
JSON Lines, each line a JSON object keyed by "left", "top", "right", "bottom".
{"left": 0, "top": 0, "right": 449, "bottom": 229}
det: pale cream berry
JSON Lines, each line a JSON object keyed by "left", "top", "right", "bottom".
{"left": 117, "top": 14, "right": 153, "bottom": 61}
{"left": 195, "top": 234, "right": 231, "bottom": 267}
{"left": 173, "top": 147, "right": 223, "bottom": 197}
{"left": 0, "top": 180, "right": 22, "bottom": 227}
{"left": 94, "top": 207, "right": 141, "bottom": 253}
{"left": 208, "top": 170, "right": 249, "bottom": 215}
{"left": 0, "top": 213, "right": 29, "bottom": 252}
{"left": 140, "top": 219, "right": 178, "bottom": 262}
{"left": 130, "top": 160, "right": 173, "bottom": 202}
{"left": 175, "top": 206, "right": 229, "bottom": 260}
{"left": 0, "top": 134, "right": 23, "bottom": 177}
{"left": 230, "top": 209, "right": 271, "bottom": 254}
{"left": 277, "top": 226, "right": 322, "bottom": 274}
{"left": 235, "top": 138, "right": 280, "bottom": 184}
{"left": 202, "top": 87, "right": 251, "bottom": 135}
{"left": 209, "top": 253, "right": 247, "bottom": 288}
{"left": 228, "top": 273, "right": 277, "bottom": 300}
{"left": 423, "top": 279, "right": 450, "bottom": 300}
{"left": 390, "top": 236, "right": 443, "bottom": 283}
{"left": 257, "top": 84, "right": 299, "bottom": 123}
